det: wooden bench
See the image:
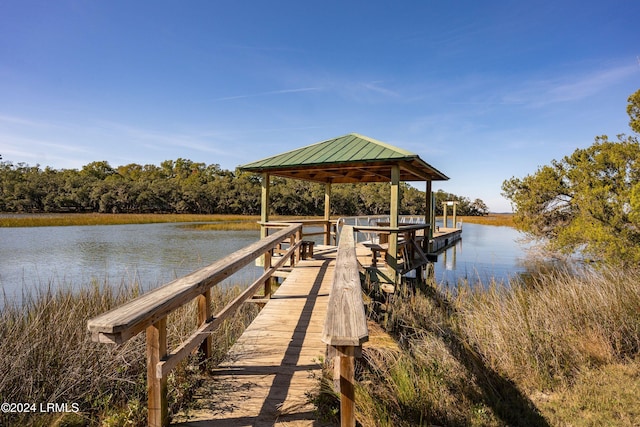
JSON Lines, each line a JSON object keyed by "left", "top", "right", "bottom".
{"left": 301, "top": 240, "right": 315, "bottom": 259}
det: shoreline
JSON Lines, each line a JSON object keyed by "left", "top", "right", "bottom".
{"left": 0, "top": 212, "right": 514, "bottom": 228}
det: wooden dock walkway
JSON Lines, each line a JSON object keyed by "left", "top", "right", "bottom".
{"left": 173, "top": 245, "right": 341, "bottom": 426}
{"left": 87, "top": 222, "right": 461, "bottom": 427}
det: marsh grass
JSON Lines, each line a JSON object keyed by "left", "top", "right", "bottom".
{"left": 0, "top": 213, "right": 261, "bottom": 228}
{"left": 0, "top": 213, "right": 333, "bottom": 230}
{"left": 456, "top": 266, "right": 640, "bottom": 390}
{"left": 330, "top": 264, "right": 640, "bottom": 426}
{"left": 182, "top": 221, "right": 260, "bottom": 231}
{"left": 458, "top": 213, "right": 514, "bottom": 227}
{"left": 0, "top": 279, "right": 259, "bottom": 426}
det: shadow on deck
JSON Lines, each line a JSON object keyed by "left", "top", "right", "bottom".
{"left": 173, "top": 248, "right": 338, "bottom": 426}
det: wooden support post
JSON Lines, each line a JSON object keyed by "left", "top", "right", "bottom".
{"left": 443, "top": 202, "right": 448, "bottom": 229}
{"left": 334, "top": 346, "right": 357, "bottom": 427}
{"left": 324, "top": 182, "right": 332, "bottom": 245}
{"left": 425, "top": 181, "right": 432, "bottom": 238}
{"left": 425, "top": 180, "right": 432, "bottom": 254}
{"left": 388, "top": 165, "right": 400, "bottom": 282}
{"left": 297, "top": 228, "right": 303, "bottom": 262}
{"left": 290, "top": 234, "right": 297, "bottom": 267}
{"left": 264, "top": 250, "right": 272, "bottom": 298}
{"left": 452, "top": 201, "right": 457, "bottom": 229}
{"left": 147, "top": 318, "right": 168, "bottom": 427}
{"left": 197, "top": 289, "right": 212, "bottom": 366}
{"left": 261, "top": 173, "right": 270, "bottom": 239}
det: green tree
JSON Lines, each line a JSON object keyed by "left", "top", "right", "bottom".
{"left": 627, "top": 88, "right": 640, "bottom": 134}
{"left": 502, "top": 134, "right": 640, "bottom": 264}
{"left": 469, "top": 198, "right": 489, "bottom": 216}
{"left": 503, "top": 90, "right": 640, "bottom": 264}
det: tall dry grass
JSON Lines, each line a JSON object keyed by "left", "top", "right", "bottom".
{"left": 338, "top": 264, "right": 640, "bottom": 426}
{"left": 0, "top": 280, "right": 258, "bottom": 426}
{"left": 0, "top": 213, "right": 261, "bottom": 228}
{"left": 458, "top": 213, "right": 514, "bottom": 227}
{"left": 455, "top": 266, "right": 640, "bottom": 390}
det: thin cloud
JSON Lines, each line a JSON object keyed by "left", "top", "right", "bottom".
{"left": 358, "top": 81, "right": 401, "bottom": 98}
{"left": 213, "top": 87, "right": 322, "bottom": 102}
{"left": 503, "top": 62, "right": 639, "bottom": 107}
{"left": 0, "top": 114, "right": 48, "bottom": 127}
{"left": 96, "top": 120, "right": 230, "bottom": 156}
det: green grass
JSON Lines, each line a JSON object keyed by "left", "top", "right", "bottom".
{"left": 0, "top": 279, "right": 259, "bottom": 427}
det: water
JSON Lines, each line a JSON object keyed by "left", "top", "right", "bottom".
{"left": 432, "top": 222, "right": 529, "bottom": 286}
{"left": 0, "top": 223, "right": 261, "bottom": 305}
{"left": 0, "top": 221, "right": 528, "bottom": 306}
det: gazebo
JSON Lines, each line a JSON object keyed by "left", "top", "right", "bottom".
{"left": 239, "top": 133, "right": 449, "bottom": 282}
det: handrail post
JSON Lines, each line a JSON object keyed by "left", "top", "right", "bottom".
{"left": 197, "top": 289, "right": 212, "bottom": 367}
{"left": 264, "top": 249, "right": 273, "bottom": 298}
{"left": 336, "top": 345, "right": 356, "bottom": 427}
{"left": 147, "top": 317, "right": 168, "bottom": 427}
{"left": 87, "top": 223, "right": 304, "bottom": 426}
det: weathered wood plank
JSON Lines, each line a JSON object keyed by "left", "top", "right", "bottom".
{"left": 147, "top": 318, "right": 168, "bottom": 427}
{"left": 172, "top": 252, "right": 336, "bottom": 426}
{"left": 156, "top": 241, "right": 301, "bottom": 378}
{"left": 337, "top": 345, "right": 356, "bottom": 427}
{"left": 322, "top": 226, "right": 368, "bottom": 347}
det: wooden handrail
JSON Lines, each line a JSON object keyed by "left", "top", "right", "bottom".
{"left": 88, "top": 223, "right": 301, "bottom": 344}
{"left": 262, "top": 219, "right": 338, "bottom": 245}
{"left": 87, "top": 223, "right": 302, "bottom": 427}
{"left": 322, "top": 225, "right": 368, "bottom": 427}
{"left": 322, "top": 225, "right": 368, "bottom": 346}
{"left": 351, "top": 223, "right": 430, "bottom": 233}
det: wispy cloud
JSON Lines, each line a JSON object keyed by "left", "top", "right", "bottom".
{"left": 357, "top": 81, "right": 401, "bottom": 98}
{"left": 95, "top": 120, "right": 230, "bottom": 156}
{"left": 212, "top": 87, "right": 322, "bottom": 102}
{"left": 503, "top": 62, "right": 639, "bottom": 107}
{"left": 0, "top": 114, "right": 49, "bottom": 127}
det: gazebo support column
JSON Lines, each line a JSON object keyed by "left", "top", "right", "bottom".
{"left": 425, "top": 180, "right": 432, "bottom": 244}
{"left": 388, "top": 165, "right": 400, "bottom": 284}
{"left": 261, "top": 173, "right": 270, "bottom": 239}
{"left": 324, "top": 182, "right": 331, "bottom": 245}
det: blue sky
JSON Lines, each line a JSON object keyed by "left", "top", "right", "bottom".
{"left": 1, "top": 1, "right": 639, "bottom": 212}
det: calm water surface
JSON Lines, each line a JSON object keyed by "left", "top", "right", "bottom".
{"left": 0, "top": 221, "right": 528, "bottom": 306}
{"left": 0, "top": 223, "right": 261, "bottom": 305}
{"left": 432, "top": 222, "right": 529, "bottom": 286}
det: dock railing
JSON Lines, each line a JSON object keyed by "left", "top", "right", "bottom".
{"left": 262, "top": 218, "right": 338, "bottom": 245}
{"left": 322, "top": 225, "right": 369, "bottom": 427}
{"left": 87, "top": 223, "right": 303, "bottom": 427}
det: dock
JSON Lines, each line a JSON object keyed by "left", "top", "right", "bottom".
{"left": 87, "top": 221, "right": 460, "bottom": 427}
{"left": 173, "top": 246, "right": 339, "bottom": 426}
{"left": 430, "top": 227, "right": 462, "bottom": 254}
{"left": 87, "top": 134, "right": 459, "bottom": 427}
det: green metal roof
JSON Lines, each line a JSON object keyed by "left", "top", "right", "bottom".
{"left": 239, "top": 133, "right": 448, "bottom": 183}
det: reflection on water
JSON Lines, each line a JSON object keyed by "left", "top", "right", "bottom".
{"left": 0, "top": 223, "right": 261, "bottom": 306}
{"left": 432, "top": 222, "right": 529, "bottom": 286}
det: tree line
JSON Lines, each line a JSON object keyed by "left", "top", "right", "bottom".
{"left": 0, "top": 157, "right": 489, "bottom": 216}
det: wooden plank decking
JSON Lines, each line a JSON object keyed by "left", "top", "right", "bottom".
{"left": 171, "top": 230, "right": 447, "bottom": 426}
{"left": 173, "top": 245, "right": 341, "bottom": 426}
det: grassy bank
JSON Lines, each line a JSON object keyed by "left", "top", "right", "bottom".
{"left": 0, "top": 212, "right": 514, "bottom": 229}
{"left": 458, "top": 213, "right": 514, "bottom": 227}
{"left": 0, "top": 213, "right": 262, "bottom": 228}
{"left": 0, "top": 280, "right": 259, "bottom": 426}
{"left": 318, "top": 265, "right": 640, "bottom": 426}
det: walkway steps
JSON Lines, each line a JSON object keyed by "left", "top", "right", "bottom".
{"left": 173, "top": 246, "right": 338, "bottom": 426}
